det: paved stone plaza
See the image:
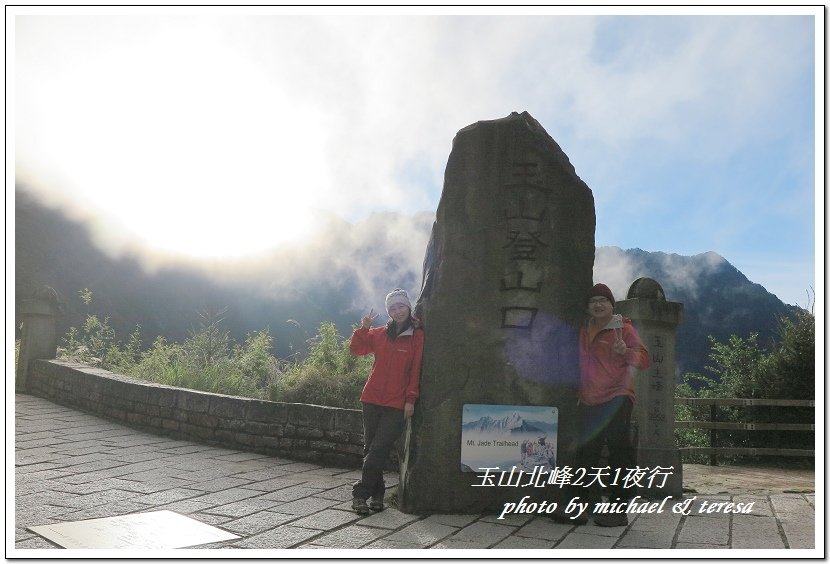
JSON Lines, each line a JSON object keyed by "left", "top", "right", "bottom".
{"left": 12, "top": 394, "right": 818, "bottom": 554}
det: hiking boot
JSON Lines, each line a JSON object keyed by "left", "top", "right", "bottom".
{"left": 369, "top": 496, "right": 385, "bottom": 512}
{"left": 594, "top": 512, "right": 629, "bottom": 527}
{"left": 351, "top": 497, "right": 371, "bottom": 515}
{"left": 549, "top": 504, "right": 589, "bottom": 525}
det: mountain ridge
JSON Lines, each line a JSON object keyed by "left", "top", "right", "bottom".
{"left": 14, "top": 187, "right": 799, "bottom": 379}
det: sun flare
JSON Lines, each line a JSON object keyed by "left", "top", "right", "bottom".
{"left": 16, "top": 18, "right": 329, "bottom": 260}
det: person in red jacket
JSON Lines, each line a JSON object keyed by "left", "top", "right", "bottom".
{"left": 577, "top": 283, "right": 650, "bottom": 526}
{"left": 349, "top": 288, "right": 424, "bottom": 515}
{"left": 551, "top": 283, "right": 650, "bottom": 526}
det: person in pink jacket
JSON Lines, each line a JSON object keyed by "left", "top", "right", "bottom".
{"left": 348, "top": 288, "right": 423, "bottom": 515}
{"left": 577, "top": 283, "right": 650, "bottom": 526}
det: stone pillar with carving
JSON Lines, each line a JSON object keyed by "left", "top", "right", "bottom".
{"left": 16, "top": 286, "right": 62, "bottom": 392}
{"left": 615, "top": 278, "right": 684, "bottom": 498}
{"left": 399, "top": 112, "right": 595, "bottom": 513}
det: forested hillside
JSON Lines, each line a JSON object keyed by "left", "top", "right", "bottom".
{"left": 15, "top": 187, "right": 799, "bottom": 378}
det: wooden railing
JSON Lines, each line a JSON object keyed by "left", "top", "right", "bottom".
{"left": 674, "top": 397, "right": 815, "bottom": 465}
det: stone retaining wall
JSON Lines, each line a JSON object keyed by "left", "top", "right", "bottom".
{"left": 27, "top": 359, "right": 382, "bottom": 469}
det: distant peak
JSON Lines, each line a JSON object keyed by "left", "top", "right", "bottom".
{"left": 699, "top": 251, "right": 726, "bottom": 263}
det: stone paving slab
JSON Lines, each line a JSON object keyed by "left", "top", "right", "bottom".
{"left": 492, "top": 534, "right": 554, "bottom": 549}
{"left": 513, "top": 516, "right": 573, "bottom": 541}
{"left": 222, "top": 510, "right": 296, "bottom": 535}
{"left": 380, "top": 519, "right": 459, "bottom": 547}
{"left": 440, "top": 519, "right": 517, "bottom": 548}
{"left": 12, "top": 394, "right": 820, "bottom": 555}
{"left": 290, "top": 508, "right": 361, "bottom": 530}
{"left": 355, "top": 507, "right": 420, "bottom": 530}
{"left": 676, "top": 515, "right": 731, "bottom": 546}
{"left": 303, "top": 523, "right": 391, "bottom": 548}
{"left": 554, "top": 530, "right": 620, "bottom": 549}
{"left": 614, "top": 526, "right": 676, "bottom": 549}
{"left": 233, "top": 524, "right": 321, "bottom": 549}
{"left": 731, "top": 514, "right": 786, "bottom": 549}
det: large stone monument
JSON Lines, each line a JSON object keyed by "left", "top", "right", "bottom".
{"left": 616, "top": 277, "right": 684, "bottom": 498}
{"left": 399, "top": 112, "right": 595, "bottom": 513}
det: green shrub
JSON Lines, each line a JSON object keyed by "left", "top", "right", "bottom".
{"left": 130, "top": 336, "right": 184, "bottom": 384}
{"left": 268, "top": 321, "right": 372, "bottom": 409}
{"left": 270, "top": 364, "right": 367, "bottom": 409}
{"left": 674, "top": 373, "right": 720, "bottom": 464}
{"left": 57, "top": 291, "right": 278, "bottom": 399}
{"left": 236, "top": 331, "right": 279, "bottom": 389}
{"left": 53, "top": 289, "right": 375, "bottom": 407}
{"left": 675, "top": 308, "right": 815, "bottom": 465}
{"left": 129, "top": 327, "right": 274, "bottom": 399}
{"left": 59, "top": 289, "right": 125, "bottom": 368}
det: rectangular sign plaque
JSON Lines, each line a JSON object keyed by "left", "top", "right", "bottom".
{"left": 461, "top": 404, "right": 558, "bottom": 473}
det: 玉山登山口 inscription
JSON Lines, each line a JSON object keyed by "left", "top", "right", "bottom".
{"left": 500, "top": 161, "right": 552, "bottom": 329}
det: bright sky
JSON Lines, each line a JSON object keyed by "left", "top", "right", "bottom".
{"left": 9, "top": 6, "right": 821, "bottom": 307}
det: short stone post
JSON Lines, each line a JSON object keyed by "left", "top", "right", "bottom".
{"left": 615, "top": 278, "right": 684, "bottom": 498}
{"left": 16, "top": 286, "right": 62, "bottom": 392}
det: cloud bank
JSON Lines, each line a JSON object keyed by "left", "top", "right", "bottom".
{"left": 12, "top": 10, "right": 816, "bottom": 306}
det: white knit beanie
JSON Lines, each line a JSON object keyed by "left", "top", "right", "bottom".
{"left": 385, "top": 288, "right": 411, "bottom": 314}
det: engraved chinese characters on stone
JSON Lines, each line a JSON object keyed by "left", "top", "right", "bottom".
{"left": 648, "top": 334, "right": 667, "bottom": 437}
{"left": 500, "top": 162, "right": 551, "bottom": 329}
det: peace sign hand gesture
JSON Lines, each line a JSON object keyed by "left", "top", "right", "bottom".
{"left": 361, "top": 309, "right": 378, "bottom": 329}
{"left": 612, "top": 327, "right": 627, "bottom": 355}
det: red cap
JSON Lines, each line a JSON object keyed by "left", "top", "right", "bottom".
{"left": 587, "top": 283, "right": 615, "bottom": 306}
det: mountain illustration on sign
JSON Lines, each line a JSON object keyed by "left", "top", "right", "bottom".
{"left": 461, "top": 413, "right": 543, "bottom": 434}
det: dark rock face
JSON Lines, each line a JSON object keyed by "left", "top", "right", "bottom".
{"left": 399, "top": 112, "right": 595, "bottom": 513}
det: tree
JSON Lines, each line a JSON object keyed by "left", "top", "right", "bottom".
{"left": 675, "top": 308, "right": 815, "bottom": 463}
{"left": 680, "top": 307, "right": 815, "bottom": 400}
{"left": 766, "top": 309, "right": 815, "bottom": 400}
{"left": 184, "top": 308, "right": 231, "bottom": 367}
{"left": 705, "top": 333, "right": 771, "bottom": 398}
